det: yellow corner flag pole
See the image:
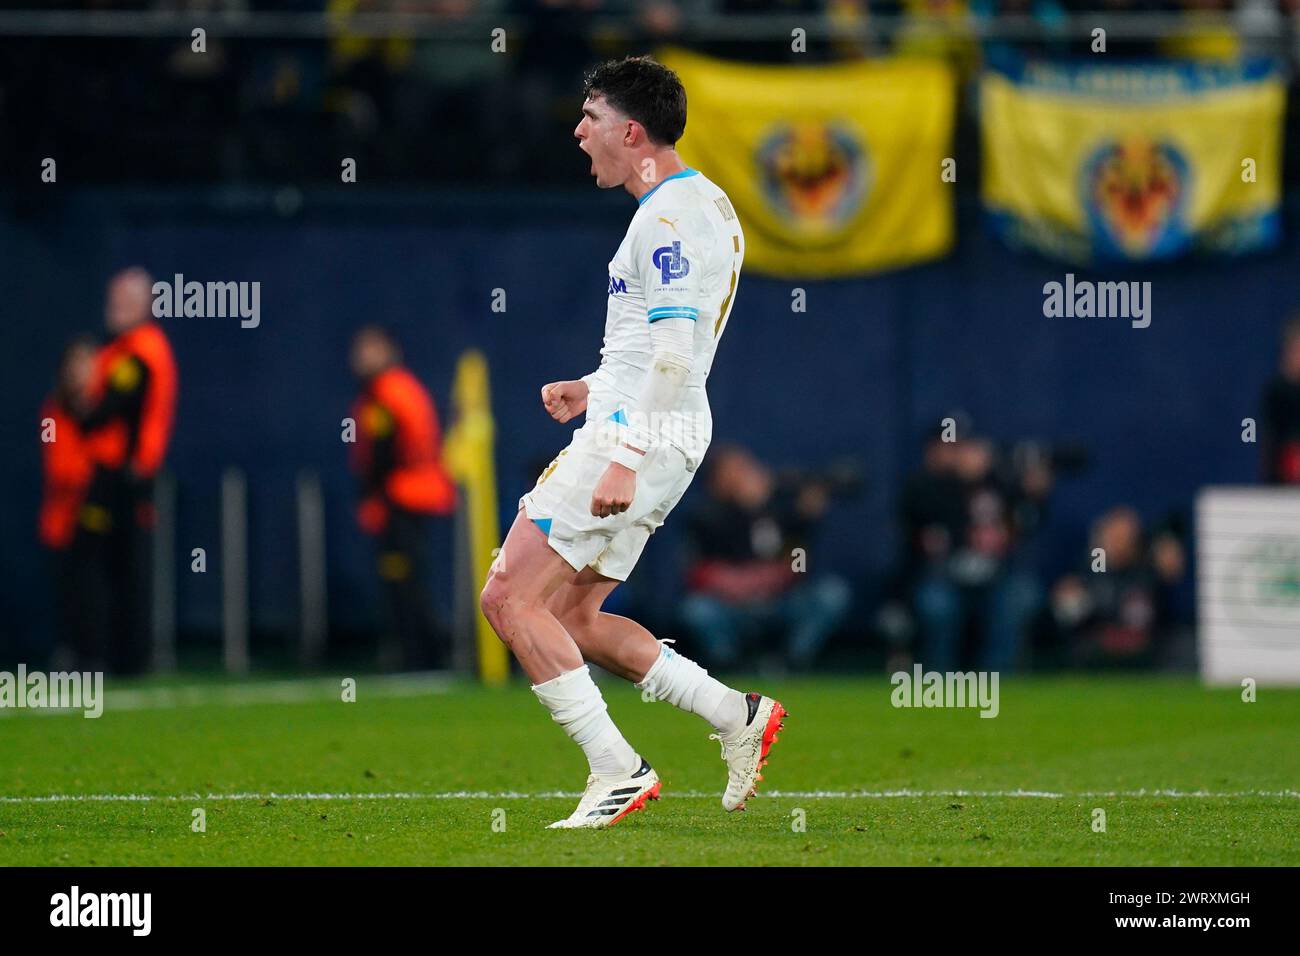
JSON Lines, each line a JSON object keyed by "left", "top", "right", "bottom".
{"left": 443, "top": 350, "right": 508, "bottom": 685}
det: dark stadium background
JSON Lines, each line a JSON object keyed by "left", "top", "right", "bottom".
{"left": 1, "top": 1, "right": 1298, "bottom": 664}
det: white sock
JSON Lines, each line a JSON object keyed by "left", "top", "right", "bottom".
{"left": 532, "top": 665, "right": 639, "bottom": 778}
{"left": 636, "top": 642, "right": 747, "bottom": 736}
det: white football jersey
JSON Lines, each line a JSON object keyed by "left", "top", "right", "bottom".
{"left": 582, "top": 168, "right": 745, "bottom": 470}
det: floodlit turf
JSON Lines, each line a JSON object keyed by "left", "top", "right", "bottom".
{"left": 0, "top": 674, "right": 1296, "bottom": 866}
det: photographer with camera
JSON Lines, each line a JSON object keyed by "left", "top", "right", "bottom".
{"left": 1048, "top": 507, "right": 1188, "bottom": 669}
{"left": 680, "top": 444, "right": 853, "bottom": 672}
{"left": 899, "top": 425, "right": 1074, "bottom": 673}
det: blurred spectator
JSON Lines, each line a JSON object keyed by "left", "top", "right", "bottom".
{"left": 899, "top": 424, "right": 968, "bottom": 593}
{"left": 903, "top": 430, "right": 1047, "bottom": 672}
{"left": 1235, "top": 0, "right": 1285, "bottom": 60}
{"left": 971, "top": 0, "right": 1069, "bottom": 63}
{"left": 680, "top": 444, "right": 852, "bottom": 671}
{"left": 1048, "top": 506, "right": 1187, "bottom": 666}
{"left": 1260, "top": 315, "right": 1300, "bottom": 483}
{"left": 6, "top": 2, "right": 1300, "bottom": 188}
{"left": 77, "top": 268, "right": 179, "bottom": 675}
{"left": 39, "top": 337, "right": 100, "bottom": 670}
{"left": 349, "top": 325, "right": 457, "bottom": 669}
{"left": 1158, "top": 0, "right": 1241, "bottom": 61}
{"left": 892, "top": 0, "right": 980, "bottom": 74}
{"left": 710, "top": 0, "right": 827, "bottom": 62}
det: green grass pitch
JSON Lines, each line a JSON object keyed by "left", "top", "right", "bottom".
{"left": 1, "top": 674, "right": 1296, "bottom": 866}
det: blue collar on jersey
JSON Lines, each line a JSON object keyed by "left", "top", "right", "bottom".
{"left": 637, "top": 168, "right": 699, "bottom": 206}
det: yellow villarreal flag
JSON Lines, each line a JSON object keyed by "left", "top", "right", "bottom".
{"left": 660, "top": 49, "right": 955, "bottom": 278}
{"left": 981, "top": 58, "right": 1285, "bottom": 263}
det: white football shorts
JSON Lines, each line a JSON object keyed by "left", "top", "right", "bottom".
{"left": 518, "top": 418, "right": 697, "bottom": 582}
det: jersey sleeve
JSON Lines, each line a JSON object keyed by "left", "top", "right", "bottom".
{"left": 637, "top": 208, "right": 711, "bottom": 325}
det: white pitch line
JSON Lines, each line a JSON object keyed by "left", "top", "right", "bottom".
{"left": 1, "top": 789, "right": 1296, "bottom": 805}
{"left": 104, "top": 673, "right": 456, "bottom": 711}
{"left": 0, "top": 672, "right": 456, "bottom": 718}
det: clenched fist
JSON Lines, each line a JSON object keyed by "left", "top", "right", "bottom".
{"left": 540, "top": 379, "right": 589, "bottom": 423}
{"left": 590, "top": 462, "right": 636, "bottom": 517}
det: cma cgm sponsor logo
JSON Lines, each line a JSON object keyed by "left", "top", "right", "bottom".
{"left": 1082, "top": 136, "right": 1189, "bottom": 259}
{"left": 608, "top": 275, "right": 627, "bottom": 296}
{"left": 651, "top": 242, "right": 690, "bottom": 284}
{"left": 758, "top": 121, "right": 868, "bottom": 232}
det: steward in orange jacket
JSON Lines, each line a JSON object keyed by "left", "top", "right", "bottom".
{"left": 77, "top": 268, "right": 179, "bottom": 673}
{"left": 82, "top": 317, "right": 178, "bottom": 487}
{"left": 39, "top": 340, "right": 98, "bottom": 552}
{"left": 39, "top": 338, "right": 100, "bottom": 664}
{"left": 350, "top": 325, "right": 455, "bottom": 669}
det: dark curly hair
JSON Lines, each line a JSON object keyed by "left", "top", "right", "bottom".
{"left": 581, "top": 56, "right": 687, "bottom": 147}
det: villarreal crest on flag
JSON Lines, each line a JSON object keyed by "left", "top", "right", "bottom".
{"left": 981, "top": 57, "right": 1285, "bottom": 264}
{"left": 659, "top": 49, "right": 955, "bottom": 278}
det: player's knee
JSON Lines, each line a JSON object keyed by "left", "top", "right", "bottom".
{"left": 479, "top": 576, "right": 514, "bottom": 636}
{"left": 480, "top": 575, "right": 545, "bottom": 646}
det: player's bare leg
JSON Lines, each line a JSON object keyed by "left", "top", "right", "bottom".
{"left": 548, "top": 566, "right": 788, "bottom": 811}
{"left": 545, "top": 566, "right": 660, "bottom": 681}
{"left": 480, "top": 510, "right": 660, "bottom": 828}
{"left": 480, "top": 509, "right": 586, "bottom": 684}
